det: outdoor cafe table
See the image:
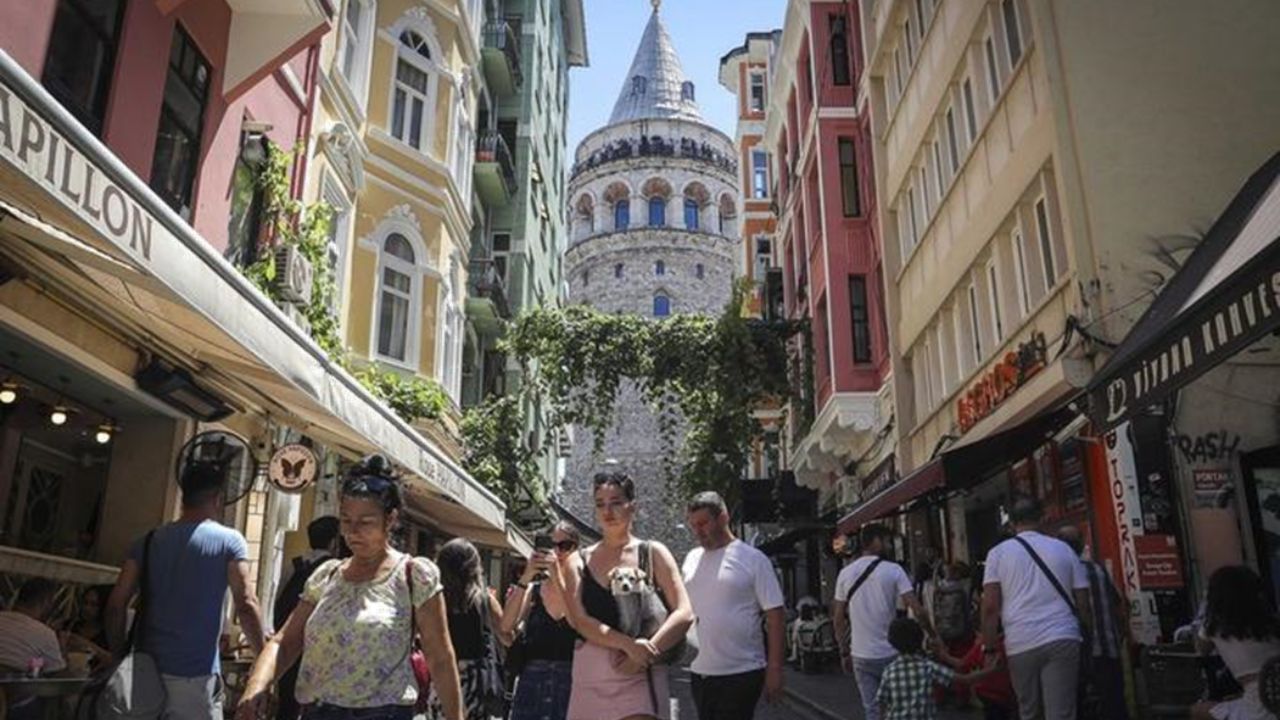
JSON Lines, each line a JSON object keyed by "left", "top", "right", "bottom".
{"left": 0, "top": 675, "right": 93, "bottom": 719}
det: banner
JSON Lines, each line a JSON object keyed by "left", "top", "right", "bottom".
{"left": 1104, "top": 422, "right": 1162, "bottom": 644}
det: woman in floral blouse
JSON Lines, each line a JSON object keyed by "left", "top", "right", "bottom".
{"left": 236, "top": 456, "right": 463, "bottom": 720}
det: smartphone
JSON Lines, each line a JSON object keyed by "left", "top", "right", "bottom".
{"left": 534, "top": 533, "right": 554, "bottom": 551}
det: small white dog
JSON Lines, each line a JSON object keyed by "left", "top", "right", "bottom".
{"left": 608, "top": 566, "right": 668, "bottom": 640}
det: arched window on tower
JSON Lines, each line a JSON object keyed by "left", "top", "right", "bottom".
{"left": 684, "top": 198, "right": 699, "bottom": 230}
{"left": 649, "top": 196, "right": 666, "bottom": 227}
{"left": 655, "top": 260, "right": 666, "bottom": 276}
{"left": 654, "top": 293, "right": 671, "bottom": 317}
{"left": 614, "top": 199, "right": 630, "bottom": 230}
{"left": 681, "top": 81, "right": 695, "bottom": 101}
{"left": 632, "top": 76, "right": 647, "bottom": 97}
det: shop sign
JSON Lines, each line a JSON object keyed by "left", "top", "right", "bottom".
{"left": 1134, "top": 534, "right": 1185, "bottom": 589}
{"left": 1193, "top": 469, "right": 1232, "bottom": 509}
{"left": 858, "top": 455, "right": 897, "bottom": 504}
{"left": 1104, "top": 422, "right": 1163, "bottom": 644}
{"left": 267, "top": 444, "right": 318, "bottom": 493}
{"left": 1091, "top": 241, "right": 1280, "bottom": 432}
{"left": 956, "top": 332, "right": 1048, "bottom": 433}
{"left": 0, "top": 83, "right": 154, "bottom": 263}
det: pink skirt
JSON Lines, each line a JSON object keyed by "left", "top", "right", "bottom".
{"left": 566, "top": 641, "right": 671, "bottom": 720}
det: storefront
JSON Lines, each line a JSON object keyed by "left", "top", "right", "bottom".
{"left": 0, "top": 50, "right": 526, "bottom": 619}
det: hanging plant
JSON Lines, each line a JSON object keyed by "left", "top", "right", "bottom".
{"left": 460, "top": 395, "right": 545, "bottom": 514}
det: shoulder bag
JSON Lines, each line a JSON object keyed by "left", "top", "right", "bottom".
{"left": 477, "top": 593, "right": 509, "bottom": 717}
{"left": 639, "top": 541, "right": 695, "bottom": 667}
{"left": 404, "top": 559, "right": 431, "bottom": 711}
{"left": 90, "top": 530, "right": 165, "bottom": 719}
{"left": 1012, "top": 536, "right": 1097, "bottom": 720}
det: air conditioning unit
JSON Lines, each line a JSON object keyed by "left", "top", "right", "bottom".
{"left": 274, "top": 246, "right": 314, "bottom": 306}
{"left": 276, "top": 300, "right": 312, "bottom": 335}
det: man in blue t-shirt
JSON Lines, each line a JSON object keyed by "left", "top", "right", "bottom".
{"left": 106, "top": 461, "right": 266, "bottom": 719}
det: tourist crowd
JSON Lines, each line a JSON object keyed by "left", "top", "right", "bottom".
{"left": 3, "top": 456, "right": 1279, "bottom": 720}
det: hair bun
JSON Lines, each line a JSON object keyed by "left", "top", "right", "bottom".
{"left": 360, "top": 453, "right": 392, "bottom": 476}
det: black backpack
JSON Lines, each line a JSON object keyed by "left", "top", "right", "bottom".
{"left": 273, "top": 554, "right": 330, "bottom": 625}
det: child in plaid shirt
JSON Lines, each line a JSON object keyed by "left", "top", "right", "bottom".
{"left": 877, "top": 618, "right": 995, "bottom": 720}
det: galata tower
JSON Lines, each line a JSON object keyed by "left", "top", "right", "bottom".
{"left": 561, "top": 0, "right": 738, "bottom": 555}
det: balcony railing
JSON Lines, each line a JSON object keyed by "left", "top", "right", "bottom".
{"left": 474, "top": 130, "right": 517, "bottom": 205}
{"left": 467, "top": 257, "right": 511, "bottom": 319}
{"left": 482, "top": 21, "right": 524, "bottom": 96}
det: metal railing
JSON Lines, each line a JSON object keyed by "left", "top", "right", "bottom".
{"left": 483, "top": 21, "right": 524, "bottom": 89}
{"left": 475, "top": 130, "right": 517, "bottom": 197}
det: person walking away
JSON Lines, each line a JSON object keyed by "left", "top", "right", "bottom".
{"left": 105, "top": 460, "right": 267, "bottom": 719}
{"left": 502, "top": 522, "right": 582, "bottom": 720}
{"left": 428, "top": 539, "right": 510, "bottom": 720}
{"left": 980, "top": 496, "right": 1091, "bottom": 720}
{"left": 876, "top": 618, "right": 993, "bottom": 720}
{"left": 1191, "top": 566, "right": 1280, "bottom": 720}
{"left": 235, "top": 455, "right": 464, "bottom": 720}
{"left": 551, "top": 470, "right": 694, "bottom": 720}
{"left": 681, "top": 491, "right": 786, "bottom": 720}
{"left": 833, "top": 525, "right": 936, "bottom": 720}
{"left": 273, "top": 516, "right": 341, "bottom": 720}
{"left": 934, "top": 628, "right": 1017, "bottom": 720}
{"left": 1058, "top": 526, "right": 1128, "bottom": 720}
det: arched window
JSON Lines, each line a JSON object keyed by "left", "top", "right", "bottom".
{"left": 614, "top": 200, "right": 630, "bottom": 230}
{"left": 683, "top": 198, "right": 699, "bottom": 230}
{"left": 632, "top": 76, "right": 647, "bottom": 97}
{"left": 583, "top": 269, "right": 589, "bottom": 287}
{"left": 376, "top": 232, "right": 418, "bottom": 363}
{"left": 614, "top": 263, "right": 624, "bottom": 279}
{"left": 695, "top": 264, "right": 705, "bottom": 279}
{"left": 655, "top": 260, "right": 665, "bottom": 276}
{"left": 681, "top": 81, "right": 695, "bottom": 101}
{"left": 649, "top": 196, "right": 666, "bottom": 227}
{"left": 391, "top": 30, "right": 437, "bottom": 151}
{"left": 654, "top": 294, "right": 671, "bottom": 317}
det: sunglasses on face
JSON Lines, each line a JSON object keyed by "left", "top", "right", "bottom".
{"left": 553, "top": 540, "right": 578, "bottom": 552}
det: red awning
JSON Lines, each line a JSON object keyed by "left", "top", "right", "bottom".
{"left": 836, "top": 460, "right": 945, "bottom": 535}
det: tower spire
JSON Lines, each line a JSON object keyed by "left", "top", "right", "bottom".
{"left": 608, "top": 2, "right": 703, "bottom": 124}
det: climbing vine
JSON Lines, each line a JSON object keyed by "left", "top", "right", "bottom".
{"left": 460, "top": 395, "right": 544, "bottom": 516}
{"left": 505, "top": 282, "right": 807, "bottom": 502}
{"left": 240, "top": 142, "right": 447, "bottom": 424}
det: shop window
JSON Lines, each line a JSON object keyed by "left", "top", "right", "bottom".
{"left": 375, "top": 233, "right": 419, "bottom": 364}
{"left": 829, "top": 13, "right": 851, "bottom": 87}
{"left": 838, "top": 138, "right": 860, "bottom": 217}
{"left": 390, "top": 31, "right": 438, "bottom": 151}
{"left": 850, "top": 275, "right": 872, "bottom": 363}
{"left": 150, "top": 26, "right": 210, "bottom": 220}
{"left": 41, "top": 0, "right": 125, "bottom": 135}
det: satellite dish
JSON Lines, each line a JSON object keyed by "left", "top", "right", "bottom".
{"left": 175, "top": 430, "right": 258, "bottom": 505}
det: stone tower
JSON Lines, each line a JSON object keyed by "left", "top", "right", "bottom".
{"left": 561, "top": 2, "right": 739, "bottom": 555}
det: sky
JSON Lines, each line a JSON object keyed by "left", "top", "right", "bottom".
{"left": 565, "top": 0, "right": 786, "bottom": 154}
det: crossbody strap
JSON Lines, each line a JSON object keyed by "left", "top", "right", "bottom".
{"left": 846, "top": 558, "right": 883, "bottom": 604}
{"left": 1012, "top": 536, "right": 1078, "bottom": 617}
{"left": 405, "top": 558, "right": 418, "bottom": 653}
{"left": 126, "top": 529, "right": 156, "bottom": 651}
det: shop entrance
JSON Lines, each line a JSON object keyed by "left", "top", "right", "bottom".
{"left": 1241, "top": 446, "right": 1280, "bottom": 604}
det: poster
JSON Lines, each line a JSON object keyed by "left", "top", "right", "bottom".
{"left": 1104, "top": 422, "right": 1163, "bottom": 644}
{"left": 1193, "top": 469, "right": 1232, "bottom": 509}
{"left": 1135, "top": 534, "right": 1185, "bottom": 589}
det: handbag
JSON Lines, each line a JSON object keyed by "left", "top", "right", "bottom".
{"left": 477, "top": 596, "right": 509, "bottom": 717}
{"left": 638, "top": 541, "right": 696, "bottom": 667}
{"left": 90, "top": 530, "right": 166, "bottom": 719}
{"left": 1012, "top": 536, "right": 1098, "bottom": 720}
{"left": 403, "top": 560, "right": 431, "bottom": 711}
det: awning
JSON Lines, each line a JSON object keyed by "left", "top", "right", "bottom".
{"left": 0, "top": 52, "right": 517, "bottom": 551}
{"left": 1087, "top": 152, "right": 1280, "bottom": 432}
{"left": 835, "top": 402, "right": 1081, "bottom": 535}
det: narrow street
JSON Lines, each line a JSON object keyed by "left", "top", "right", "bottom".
{"left": 666, "top": 668, "right": 821, "bottom": 720}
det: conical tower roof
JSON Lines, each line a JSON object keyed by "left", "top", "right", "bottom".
{"left": 608, "top": 1, "right": 703, "bottom": 124}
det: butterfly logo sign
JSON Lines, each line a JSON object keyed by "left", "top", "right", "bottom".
{"left": 268, "top": 444, "right": 319, "bottom": 493}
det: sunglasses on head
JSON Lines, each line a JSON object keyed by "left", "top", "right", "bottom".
{"left": 349, "top": 474, "right": 395, "bottom": 494}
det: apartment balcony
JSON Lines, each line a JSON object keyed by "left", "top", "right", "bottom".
{"left": 481, "top": 21, "right": 524, "bottom": 97}
{"left": 465, "top": 258, "right": 511, "bottom": 334}
{"left": 475, "top": 130, "right": 517, "bottom": 207}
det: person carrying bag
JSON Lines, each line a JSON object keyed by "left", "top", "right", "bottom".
{"left": 90, "top": 531, "right": 165, "bottom": 719}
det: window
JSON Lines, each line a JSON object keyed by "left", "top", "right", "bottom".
{"left": 323, "top": 177, "right": 352, "bottom": 312}
{"left": 376, "top": 233, "right": 417, "bottom": 363}
{"left": 695, "top": 264, "right": 705, "bottom": 280}
{"left": 967, "top": 283, "right": 983, "bottom": 363}
{"left": 582, "top": 269, "right": 589, "bottom": 286}
{"left": 931, "top": 140, "right": 945, "bottom": 198}
{"left": 681, "top": 81, "right": 696, "bottom": 101}
{"left": 906, "top": 186, "right": 919, "bottom": 250}
{"left": 225, "top": 140, "right": 266, "bottom": 268}
{"left": 150, "top": 26, "right": 210, "bottom": 220}
{"left": 338, "top": 0, "right": 372, "bottom": 96}
{"left": 952, "top": 305, "right": 969, "bottom": 377}
{"left": 850, "top": 275, "right": 872, "bottom": 363}
{"left": 945, "top": 107, "right": 960, "bottom": 174}
{"left": 837, "top": 138, "right": 861, "bottom": 217}
{"left": 915, "top": 0, "right": 928, "bottom": 35}
{"left": 935, "top": 323, "right": 950, "bottom": 395}
{"left": 986, "top": 261, "right": 1004, "bottom": 342}
{"left": 614, "top": 263, "right": 624, "bottom": 279}
{"left": 684, "top": 198, "right": 700, "bottom": 230}
{"left": 632, "top": 75, "right": 647, "bottom": 96}
{"left": 752, "top": 151, "right": 769, "bottom": 199}
{"left": 904, "top": 17, "right": 915, "bottom": 66}
{"left": 984, "top": 35, "right": 1002, "bottom": 104}
{"left": 892, "top": 48, "right": 905, "bottom": 104}
{"left": 749, "top": 72, "right": 766, "bottom": 113}
{"left": 962, "top": 78, "right": 978, "bottom": 143}
{"left": 391, "top": 31, "right": 436, "bottom": 151}
{"left": 648, "top": 196, "right": 666, "bottom": 226}
{"left": 1035, "top": 197, "right": 1058, "bottom": 290}
{"left": 754, "top": 237, "right": 772, "bottom": 281}
{"left": 654, "top": 294, "right": 671, "bottom": 317}
{"left": 919, "top": 166, "right": 932, "bottom": 221}
{"left": 492, "top": 233, "right": 511, "bottom": 286}
{"left": 42, "top": 0, "right": 125, "bottom": 134}
{"left": 1002, "top": 0, "right": 1024, "bottom": 67}
{"left": 829, "top": 14, "right": 851, "bottom": 87}
{"left": 614, "top": 200, "right": 630, "bottom": 230}
{"left": 1013, "top": 228, "right": 1032, "bottom": 316}
{"left": 655, "top": 260, "right": 665, "bottom": 276}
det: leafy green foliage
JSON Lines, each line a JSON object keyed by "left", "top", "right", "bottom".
{"left": 461, "top": 395, "right": 544, "bottom": 515}
{"left": 505, "top": 282, "right": 806, "bottom": 502}
{"left": 355, "top": 363, "right": 448, "bottom": 422}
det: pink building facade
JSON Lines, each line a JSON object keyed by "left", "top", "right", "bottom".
{"left": 767, "top": 0, "right": 894, "bottom": 508}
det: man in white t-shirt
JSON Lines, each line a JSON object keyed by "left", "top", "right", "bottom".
{"left": 981, "top": 496, "right": 1093, "bottom": 720}
{"left": 833, "top": 524, "right": 934, "bottom": 720}
{"left": 682, "top": 491, "right": 786, "bottom": 720}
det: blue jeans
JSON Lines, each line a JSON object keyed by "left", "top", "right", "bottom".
{"left": 509, "top": 659, "right": 573, "bottom": 720}
{"left": 301, "top": 704, "right": 414, "bottom": 720}
{"left": 853, "top": 655, "right": 895, "bottom": 720}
